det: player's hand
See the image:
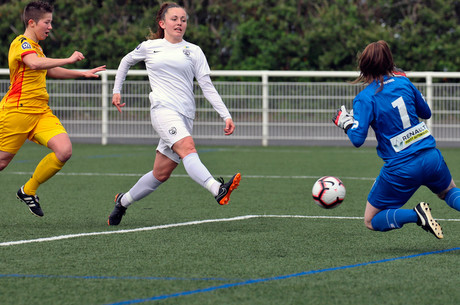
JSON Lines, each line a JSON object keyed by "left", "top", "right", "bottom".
{"left": 332, "top": 105, "right": 354, "bottom": 133}
{"left": 112, "top": 93, "right": 126, "bottom": 113}
{"left": 224, "top": 118, "right": 235, "bottom": 135}
{"left": 82, "top": 65, "right": 106, "bottom": 78}
{"left": 68, "top": 51, "right": 85, "bottom": 64}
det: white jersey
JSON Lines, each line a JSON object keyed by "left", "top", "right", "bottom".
{"left": 113, "top": 38, "right": 231, "bottom": 120}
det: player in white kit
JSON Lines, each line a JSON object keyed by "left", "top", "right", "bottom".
{"left": 108, "top": 2, "right": 241, "bottom": 225}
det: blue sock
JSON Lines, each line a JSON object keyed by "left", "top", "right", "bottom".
{"left": 371, "top": 209, "right": 418, "bottom": 232}
{"left": 445, "top": 187, "right": 460, "bottom": 211}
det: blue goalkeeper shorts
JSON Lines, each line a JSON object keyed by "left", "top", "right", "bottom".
{"left": 368, "top": 148, "right": 452, "bottom": 209}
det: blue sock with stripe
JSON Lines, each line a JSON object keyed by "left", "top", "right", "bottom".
{"left": 371, "top": 209, "right": 418, "bottom": 232}
{"left": 445, "top": 187, "right": 460, "bottom": 211}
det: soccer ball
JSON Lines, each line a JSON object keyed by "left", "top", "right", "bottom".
{"left": 312, "top": 176, "right": 346, "bottom": 209}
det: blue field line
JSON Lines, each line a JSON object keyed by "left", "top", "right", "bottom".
{"left": 105, "top": 247, "right": 460, "bottom": 305}
{"left": 0, "top": 274, "right": 241, "bottom": 281}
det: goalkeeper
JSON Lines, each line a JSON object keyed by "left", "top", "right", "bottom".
{"left": 333, "top": 40, "right": 460, "bottom": 239}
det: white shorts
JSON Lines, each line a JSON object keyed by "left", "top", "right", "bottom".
{"left": 150, "top": 106, "right": 193, "bottom": 163}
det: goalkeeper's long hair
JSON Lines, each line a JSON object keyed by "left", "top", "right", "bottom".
{"left": 147, "top": 2, "right": 184, "bottom": 40}
{"left": 353, "top": 40, "right": 395, "bottom": 93}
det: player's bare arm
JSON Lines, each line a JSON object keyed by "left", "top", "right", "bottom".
{"left": 22, "top": 51, "right": 85, "bottom": 70}
{"left": 47, "top": 65, "right": 106, "bottom": 79}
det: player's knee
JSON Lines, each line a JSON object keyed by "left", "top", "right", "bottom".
{"left": 0, "top": 160, "right": 9, "bottom": 171}
{"left": 63, "top": 150, "right": 72, "bottom": 162}
{"left": 55, "top": 147, "right": 72, "bottom": 162}
{"left": 437, "top": 179, "right": 457, "bottom": 200}
{"left": 152, "top": 165, "right": 174, "bottom": 182}
{"left": 172, "top": 137, "right": 196, "bottom": 159}
{"left": 364, "top": 219, "right": 374, "bottom": 231}
{"left": 153, "top": 169, "right": 172, "bottom": 182}
{"left": 0, "top": 156, "right": 13, "bottom": 171}
{"left": 155, "top": 172, "right": 170, "bottom": 182}
{"left": 57, "top": 152, "right": 72, "bottom": 163}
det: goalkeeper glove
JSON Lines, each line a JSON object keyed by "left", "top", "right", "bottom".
{"left": 393, "top": 67, "right": 406, "bottom": 77}
{"left": 332, "top": 105, "right": 354, "bottom": 133}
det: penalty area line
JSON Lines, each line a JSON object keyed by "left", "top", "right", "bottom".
{"left": 0, "top": 215, "right": 361, "bottom": 247}
{"left": 2, "top": 214, "right": 458, "bottom": 247}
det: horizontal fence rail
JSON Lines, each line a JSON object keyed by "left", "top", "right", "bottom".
{"left": 1, "top": 69, "right": 460, "bottom": 146}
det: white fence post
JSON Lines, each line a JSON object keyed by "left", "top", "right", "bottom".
{"left": 262, "top": 71, "right": 269, "bottom": 146}
{"left": 101, "top": 71, "right": 109, "bottom": 145}
{"left": 426, "top": 73, "right": 433, "bottom": 132}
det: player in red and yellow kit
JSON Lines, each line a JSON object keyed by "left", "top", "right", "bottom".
{"left": 0, "top": 1, "right": 106, "bottom": 217}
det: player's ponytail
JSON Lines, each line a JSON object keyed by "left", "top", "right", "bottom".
{"left": 147, "top": 2, "right": 183, "bottom": 40}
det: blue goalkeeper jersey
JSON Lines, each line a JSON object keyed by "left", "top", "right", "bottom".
{"left": 347, "top": 75, "right": 436, "bottom": 167}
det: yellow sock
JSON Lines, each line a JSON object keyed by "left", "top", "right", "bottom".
{"left": 24, "top": 153, "right": 66, "bottom": 195}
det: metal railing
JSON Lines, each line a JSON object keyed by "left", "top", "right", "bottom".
{"left": 1, "top": 69, "right": 460, "bottom": 146}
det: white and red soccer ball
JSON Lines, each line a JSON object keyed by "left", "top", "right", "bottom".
{"left": 312, "top": 176, "right": 346, "bottom": 209}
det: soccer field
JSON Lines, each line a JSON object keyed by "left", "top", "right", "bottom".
{"left": 1, "top": 143, "right": 459, "bottom": 305}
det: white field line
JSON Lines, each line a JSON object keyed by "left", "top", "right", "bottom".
{"left": 0, "top": 215, "right": 358, "bottom": 247}
{"left": 5, "top": 171, "right": 376, "bottom": 181}
{"left": 1, "top": 214, "right": 459, "bottom": 247}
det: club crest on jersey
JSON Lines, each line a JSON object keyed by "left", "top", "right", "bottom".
{"left": 21, "top": 41, "right": 32, "bottom": 50}
{"left": 169, "top": 127, "right": 177, "bottom": 135}
{"left": 183, "top": 47, "right": 190, "bottom": 56}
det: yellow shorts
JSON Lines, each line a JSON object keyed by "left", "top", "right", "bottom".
{"left": 0, "top": 109, "right": 67, "bottom": 154}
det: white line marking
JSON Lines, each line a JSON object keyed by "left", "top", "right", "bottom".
{"left": 1, "top": 214, "right": 459, "bottom": 247}
{"left": 5, "top": 171, "right": 376, "bottom": 180}
{"left": 0, "top": 215, "right": 253, "bottom": 247}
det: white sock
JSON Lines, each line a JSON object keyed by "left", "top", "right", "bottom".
{"left": 120, "top": 171, "right": 162, "bottom": 207}
{"left": 120, "top": 192, "right": 134, "bottom": 207}
{"left": 206, "top": 179, "right": 221, "bottom": 197}
{"left": 183, "top": 152, "right": 220, "bottom": 195}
